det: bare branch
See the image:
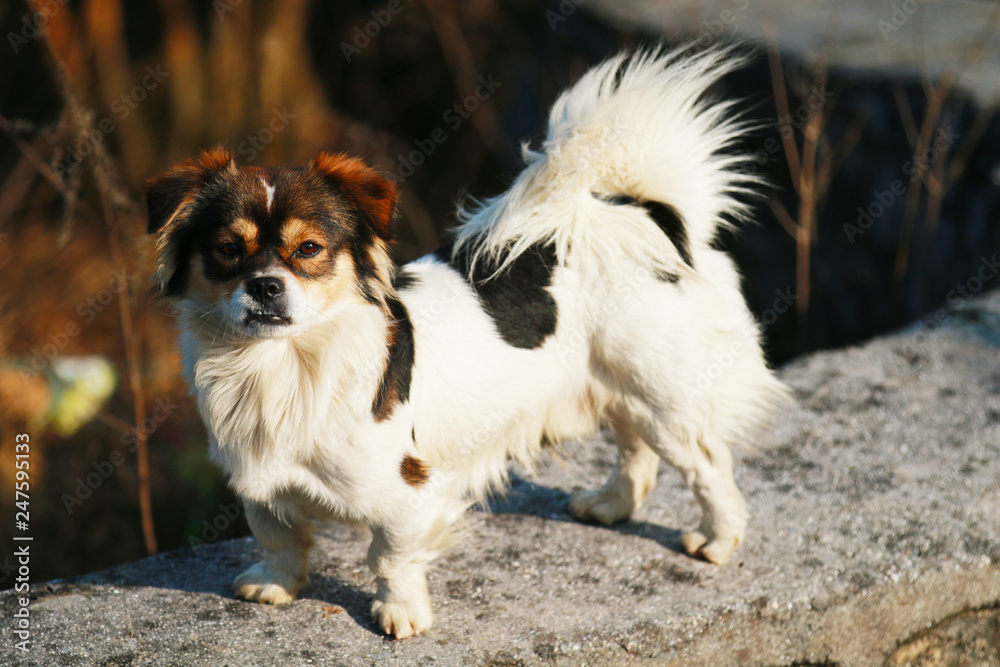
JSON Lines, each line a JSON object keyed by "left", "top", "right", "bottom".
{"left": 765, "top": 23, "right": 802, "bottom": 193}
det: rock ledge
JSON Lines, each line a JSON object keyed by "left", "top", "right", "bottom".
{"left": 3, "top": 293, "right": 1000, "bottom": 666}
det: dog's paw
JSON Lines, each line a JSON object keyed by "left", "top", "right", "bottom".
{"left": 232, "top": 562, "right": 306, "bottom": 605}
{"left": 371, "top": 596, "right": 433, "bottom": 639}
{"left": 569, "top": 489, "right": 633, "bottom": 525}
{"left": 681, "top": 530, "right": 740, "bottom": 565}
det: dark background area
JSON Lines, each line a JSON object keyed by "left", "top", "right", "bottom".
{"left": 0, "top": 0, "right": 997, "bottom": 583}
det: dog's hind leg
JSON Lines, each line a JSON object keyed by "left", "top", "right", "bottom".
{"left": 232, "top": 502, "right": 313, "bottom": 604}
{"left": 641, "top": 418, "right": 747, "bottom": 565}
{"left": 569, "top": 414, "right": 660, "bottom": 525}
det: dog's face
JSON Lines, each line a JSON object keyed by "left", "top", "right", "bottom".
{"left": 146, "top": 149, "right": 397, "bottom": 337}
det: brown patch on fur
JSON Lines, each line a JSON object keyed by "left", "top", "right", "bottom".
{"left": 198, "top": 146, "right": 235, "bottom": 173}
{"left": 400, "top": 454, "right": 431, "bottom": 487}
{"left": 230, "top": 218, "right": 260, "bottom": 255}
{"left": 309, "top": 152, "right": 397, "bottom": 239}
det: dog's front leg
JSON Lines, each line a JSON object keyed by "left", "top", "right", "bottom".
{"left": 367, "top": 523, "right": 435, "bottom": 639}
{"left": 232, "top": 501, "right": 312, "bottom": 605}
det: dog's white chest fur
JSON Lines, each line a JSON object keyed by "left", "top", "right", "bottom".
{"left": 179, "top": 305, "right": 413, "bottom": 516}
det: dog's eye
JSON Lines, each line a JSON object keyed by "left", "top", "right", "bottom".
{"left": 218, "top": 243, "right": 240, "bottom": 258}
{"left": 297, "top": 242, "right": 321, "bottom": 256}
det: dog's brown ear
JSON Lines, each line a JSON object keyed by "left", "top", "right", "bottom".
{"left": 145, "top": 147, "right": 235, "bottom": 234}
{"left": 146, "top": 148, "right": 235, "bottom": 295}
{"left": 310, "top": 152, "right": 397, "bottom": 240}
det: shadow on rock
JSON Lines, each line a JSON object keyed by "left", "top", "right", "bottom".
{"left": 480, "top": 474, "right": 689, "bottom": 556}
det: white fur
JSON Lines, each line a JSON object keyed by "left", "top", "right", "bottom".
{"left": 454, "top": 45, "right": 759, "bottom": 277}
{"left": 173, "top": 46, "right": 788, "bottom": 638}
{"left": 260, "top": 176, "right": 275, "bottom": 212}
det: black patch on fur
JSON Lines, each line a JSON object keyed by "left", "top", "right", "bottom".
{"left": 163, "top": 228, "right": 197, "bottom": 296}
{"left": 611, "top": 56, "right": 630, "bottom": 91}
{"left": 596, "top": 193, "right": 693, "bottom": 271}
{"left": 642, "top": 200, "right": 692, "bottom": 268}
{"left": 341, "top": 205, "right": 384, "bottom": 306}
{"left": 372, "top": 295, "right": 415, "bottom": 421}
{"left": 434, "top": 238, "right": 558, "bottom": 349}
{"left": 147, "top": 183, "right": 193, "bottom": 235}
{"left": 654, "top": 269, "right": 680, "bottom": 283}
{"left": 393, "top": 268, "right": 419, "bottom": 292}
{"left": 601, "top": 194, "right": 638, "bottom": 207}
{"left": 351, "top": 249, "right": 381, "bottom": 304}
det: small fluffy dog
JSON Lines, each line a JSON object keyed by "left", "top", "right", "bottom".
{"left": 147, "top": 47, "right": 787, "bottom": 638}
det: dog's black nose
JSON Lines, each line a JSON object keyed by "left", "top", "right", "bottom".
{"left": 247, "top": 276, "right": 284, "bottom": 302}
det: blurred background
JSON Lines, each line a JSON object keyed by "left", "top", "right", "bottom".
{"left": 0, "top": 0, "right": 998, "bottom": 584}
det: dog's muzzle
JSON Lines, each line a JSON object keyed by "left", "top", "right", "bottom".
{"left": 243, "top": 276, "right": 292, "bottom": 327}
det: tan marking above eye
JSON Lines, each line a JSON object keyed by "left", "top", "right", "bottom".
{"left": 281, "top": 218, "right": 327, "bottom": 256}
{"left": 230, "top": 218, "right": 260, "bottom": 255}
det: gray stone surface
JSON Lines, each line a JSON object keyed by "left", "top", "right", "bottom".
{"left": 3, "top": 291, "right": 1000, "bottom": 666}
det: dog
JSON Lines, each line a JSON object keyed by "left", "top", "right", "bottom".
{"left": 146, "top": 46, "right": 788, "bottom": 639}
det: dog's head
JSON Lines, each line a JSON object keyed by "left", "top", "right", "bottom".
{"left": 146, "top": 148, "right": 397, "bottom": 337}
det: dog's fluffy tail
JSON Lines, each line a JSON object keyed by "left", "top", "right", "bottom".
{"left": 454, "top": 45, "right": 756, "bottom": 276}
